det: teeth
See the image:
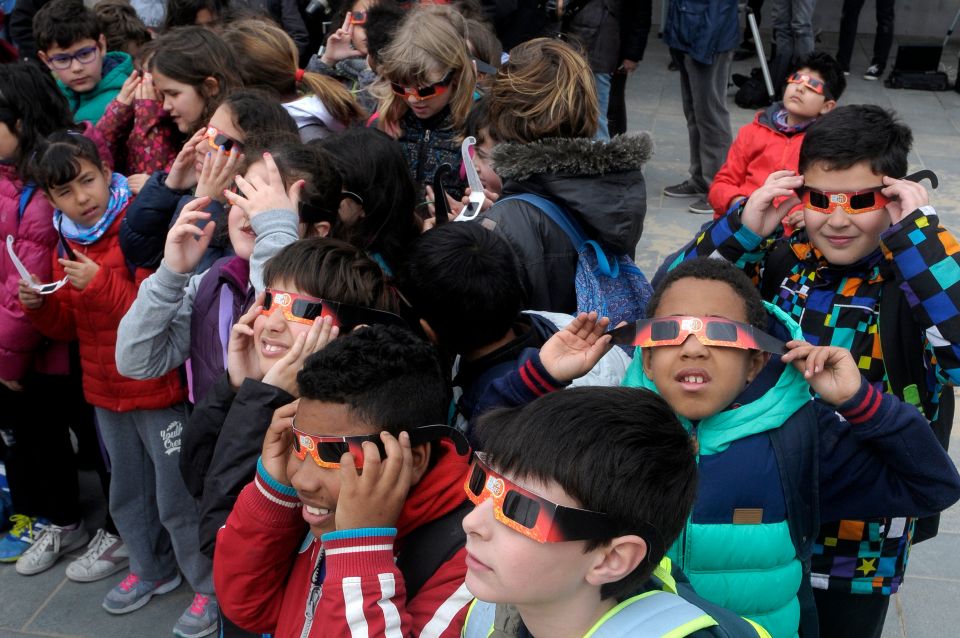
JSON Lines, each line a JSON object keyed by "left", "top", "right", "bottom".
{"left": 305, "top": 506, "right": 330, "bottom": 516}
{"left": 262, "top": 344, "right": 286, "bottom": 354}
{"left": 682, "top": 376, "right": 705, "bottom": 384}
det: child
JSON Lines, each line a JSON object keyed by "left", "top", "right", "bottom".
{"left": 708, "top": 52, "right": 844, "bottom": 223}
{"left": 667, "top": 105, "right": 960, "bottom": 638}
{"left": 306, "top": 0, "right": 379, "bottom": 113}
{"left": 18, "top": 133, "right": 217, "bottom": 637}
{"left": 94, "top": 0, "right": 152, "bottom": 60}
{"left": 116, "top": 135, "right": 343, "bottom": 405}
{"left": 373, "top": 4, "right": 475, "bottom": 200}
{"left": 33, "top": 0, "right": 135, "bottom": 123}
{"left": 461, "top": 387, "right": 769, "bottom": 638}
{"left": 213, "top": 324, "right": 474, "bottom": 637}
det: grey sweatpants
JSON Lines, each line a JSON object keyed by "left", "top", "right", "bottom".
{"left": 95, "top": 404, "right": 213, "bottom": 594}
{"left": 673, "top": 48, "right": 734, "bottom": 191}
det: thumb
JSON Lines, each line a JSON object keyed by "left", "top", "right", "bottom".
{"left": 74, "top": 251, "right": 93, "bottom": 263}
{"left": 287, "top": 179, "right": 304, "bottom": 212}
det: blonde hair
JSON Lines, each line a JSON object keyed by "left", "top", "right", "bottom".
{"left": 221, "top": 18, "right": 365, "bottom": 127}
{"left": 373, "top": 4, "right": 477, "bottom": 132}
{"left": 488, "top": 37, "right": 598, "bottom": 143}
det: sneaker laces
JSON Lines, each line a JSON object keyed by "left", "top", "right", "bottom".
{"left": 75, "top": 528, "right": 111, "bottom": 567}
{"left": 188, "top": 593, "right": 210, "bottom": 616}
{"left": 7, "top": 515, "right": 40, "bottom": 542}
{"left": 23, "top": 525, "right": 61, "bottom": 555}
{"left": 118, "top": 572, "right": 141, "bottom": 593}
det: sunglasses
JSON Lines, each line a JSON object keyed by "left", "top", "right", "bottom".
{"left": 262, "top": 288, "right": 407, "bottom": 330}
{"left": 347, "top": 9, "right": 366, "bottom": 25}
{"left": 609, "top": 316, "right": 786, "bottom": 354}
{"left": 465, "top": 453, "right": 628, "bottom": 543}
{"left": 391, "top": 70, "right": 455, "bottom": 100}
{"left": 291, "top": 423, "right": 469, "bottom": 469}
{"left": 786, "top": 72, "right": 828, "bottom": 97}
{"left": 47, "top": 46, "right": 99, "bottom": 70}
{"left": 205, "top": 126, "right": 242, "bottom": 156}
{"left": 796, "top": 186, "right": 892, "bottom": 215}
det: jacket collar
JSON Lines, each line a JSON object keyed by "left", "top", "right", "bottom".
{"left": 491, "top": 134, "right": 652, "bottom": 183}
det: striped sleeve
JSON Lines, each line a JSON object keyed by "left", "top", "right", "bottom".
{"left": 473, "top": 351, "right": 568, "bottom": 416}
{"left": 836, "top": 379, "right": 881, "bottom": 426}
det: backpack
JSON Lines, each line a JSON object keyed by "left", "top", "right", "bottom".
{"left": 18, "top": 183, "right": 36, "bottom": 221}
{"left": 734, "top": 68, "right": 773, "bottom": 110}
{"left": 760, "top": 240, "right": 955, "bottom": 543}
{"left": 502, "top": 193, "right": 653, "bottom": 325}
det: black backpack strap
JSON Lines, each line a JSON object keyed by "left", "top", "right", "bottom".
{"left": 759, "top": 239, "right": 795, "bottom": 302}
{"left": 397, "top": 500, "right": 472, "bottom": 600}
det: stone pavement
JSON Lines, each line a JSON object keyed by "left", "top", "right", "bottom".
{"left": 2, "top": 29, "right": 960, "bottom": 638}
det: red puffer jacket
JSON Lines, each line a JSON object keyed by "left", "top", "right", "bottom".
{"left": 23, "top": 208, "right": 185, "bottom": 411}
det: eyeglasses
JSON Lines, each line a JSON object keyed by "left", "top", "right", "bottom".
{"left": 464, "top": 453, "right": 623, "bottom": 543}
{"left": 291, "top": 423, "right": 468, "bottom": 469}
{"left": 786, "top": 72, "right": 828, "bottom": 97}
{"left": 796, "top": 186, "right": 891, "bottom": 215}
{"left": 391, "top": 70, "right": 455, "bottom": 101}
{"left": 340, "top": 190, "right": 363, "bottom": 205}
{"left": 609, "top": 316, "right": 786, "bottom": 354}
{"left": 347, "top": 9, "right": 366, "bottom": 25}
{"left": 205, "top": 126, "right": 242, "bottom": 156}
{"left": 262, "top": 288, "right": 408, "bottom": 329}
{"left": 47, "top": 46, "right": 99, "bottom": 70}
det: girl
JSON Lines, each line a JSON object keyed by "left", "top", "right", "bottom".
{"left": 19, "top": 132, "right": 217, "bottom": 637}
{"left": 314, "top": 127, "right": 420, "bottom": 276}
{"left": 116, "top": 133, "right": 343, "bottom": 406}
{"left": 221, "top": 18, "right": 365, "bottom": 142}
{"left": 0, "top": 63, "right": 121, "bottom": 582}
{"left": 307, "top": 0, "right": 379, "bottom": 112}
{"left": 120, "top": 91, "right": 298, "bottom": 271}
{"left": 373, "top": 4, "right": 476, "bottom": 200}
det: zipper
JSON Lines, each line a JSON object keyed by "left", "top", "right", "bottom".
{"left": 416, "top": 128, "right": 431, "bottom": 184}
{"left": 299, "top": 544, "right": 324, "bottom": 638}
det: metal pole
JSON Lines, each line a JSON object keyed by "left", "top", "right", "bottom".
{"left": 747, "top": 8, "right": 775, "bottom": 99}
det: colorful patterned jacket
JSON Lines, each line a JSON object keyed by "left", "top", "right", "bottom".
{"left": 96, "top": 97, "right": 179, "bottom": 176}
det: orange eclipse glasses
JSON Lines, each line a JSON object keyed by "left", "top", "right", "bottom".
{"left": 609, "top": 316, "right": 786, "bottom": 354}
{"left": 291, "top": 423, "right": 468, "bottom": 469}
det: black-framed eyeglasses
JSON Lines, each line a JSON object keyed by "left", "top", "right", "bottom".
{"left": 47, "top": 46, "right": 100, "bottom": 70}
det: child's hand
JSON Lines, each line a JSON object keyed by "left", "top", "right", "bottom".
{"left": 262, "top": 399, "right": 298, "bottom": 486}
{"left": 320, "top": 15, "right": 364, "bottom": 65}
{"left": 881, "top": 175, "right": 930, "bottom": 225}
{"left": 17, "top": 276, "right": 44, "bottom": 309}
{"left": 166, "top": 129, "right": 206, "bottom": 191}
{"left": 224, "top": 152, "right": 303, "bottom": 220}
{"left": 164, "top": 196, "right": 215, "bottom": 274}
{"left": 460, "top": 186, "right": 498, "bottom": 213}
{"left": 335, "top": 431, "right": 413, "bottom": 531}
{"left": 194, "top": 145, "right": 243, "bottom": 203}
{"left": 781, "top": 340, "right": 861, "bottom": 406}
{"left": 59, "top": 252, "right": 99, "bottom": 290}
{"left": 135, "top": 71, "right": 161, "bottom": 103}
{"left": 261, "top": 315, "right": 339, "bottom": 395}
{"left": 741, "top": 170, "right": 805, "bottom": 237}
{"left": 127, "top": 173, "right": 149, "bottom": 195}
{"left": 784, "top": 206, "right": 805, "bottom": 231}
{"left": 116, "top": 70, "right": 140, "bottom": 106}
{"left": 539, "top": 312, "right": 613, "bottom": 383}
{"left": 0, "top": 378, "right": 24, "bottom": 392}
{"left": 227, "top": 292, "right": 265, "bottom": 390}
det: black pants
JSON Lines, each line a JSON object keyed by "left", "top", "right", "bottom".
{"left": 813, "top": 588, "right": 890, "bottom": 638}
{"left": 607, "top": 71, "right": 628, "bottom": 137}
{"left": 836, "top": 0, "right": 896, "bottom": 72}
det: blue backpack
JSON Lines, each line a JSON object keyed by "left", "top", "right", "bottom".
{"left": 502, "top": 193, "right": 653, "bottom": 325}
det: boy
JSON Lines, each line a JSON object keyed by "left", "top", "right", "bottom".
{"left": 708, "top": 52, "right": 844, "bottom": 222}
{"left": 667, "top": 105, "right": 960, "bottom": 638}
{"left": 213, "top": 325, "right": 474, "bottom": 637}
{"left": 33, "top": 0, "right": 134, "bottom": 123}
{"left": 461, "top": 386, "right": 770, "bottom": 638}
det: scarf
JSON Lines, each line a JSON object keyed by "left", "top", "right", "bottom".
{"left": 53, "top": 173, "right": 130, "bottom": 245}
{"left": 772, "top": 106, "right": 817, "bottom": 135}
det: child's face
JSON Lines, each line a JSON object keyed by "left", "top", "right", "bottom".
{"left": 348, "top": 0, "right": 371, "bottom": 55}
{"left": 194, "top": 104, "right": 243, "bottom": 178}
{"left": 782, "top": 68, "right": 835, "bottom": 121}
{"left": 462, "top": 467, "right": 602, "bottom": 607}
{"left": 473, "top": 132, "right": 502, "bottom": 195}
{"left": 286, "top": 398, "right": 376, "bottom": 537}
{"left": 41, "top": 36, "right": 105, "bottom": 94}
{"left": 154, "top": 71, "right": 207, "bottom": 133}
{"left": 0, "top": 121, "right": 19, "bottom": 161}
{"left": 226, "top": 162, "right": 261, "bottom": 261}
{"left": 642, "top": 278, "right": 766, "bottom": 421}
{"left": 46, "top": 159, "right": 112, "bottom": 228}
{"left": 252, "top": 280, "right": 318, "bottom": 379}
{"left": 802, "top": 161, "right": 892, "bottom": 265}
{"left": 400, "top": 66, "right": 455, "bottom": 121}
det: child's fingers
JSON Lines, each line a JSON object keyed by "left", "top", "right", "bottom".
{"left": 287, "top": 179, "right": 304, "bottom": 212}
{"left": 179, "top": 196, "right": 213, "bottom": 216}
{"left": 223, "top": 187, "right": 252, "bottom": 211}
{"left": 233, "top": 173, "right": 256, "bottom": 198}
{"left": 262, "top": 152, "right": 283, "bottom": 188}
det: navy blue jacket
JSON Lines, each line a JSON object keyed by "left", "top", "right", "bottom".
{"left": 662, "top": 0, "right": 740, "bottom": 65}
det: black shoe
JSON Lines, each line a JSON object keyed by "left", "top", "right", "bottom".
{"left": 733, "top": 47, "right": 755, "bottom": 61}
{"left": 864, "top": 65, "right": 882, "bottom": 81}
{"left": 668, "top": 60, "right": 679, "bottom": 72}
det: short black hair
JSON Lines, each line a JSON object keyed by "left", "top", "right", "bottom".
{"left": 221, "top": 89, "right": 298, "bottom": 139}
{"left": 791, "top": 51, "right": 845, "bottom": 101}
{"left": 31, "top": 131, "right": 105, "bottom": 191}
{"left": 799, "top": 104, "right": 912, "bottom": 178}
{"left": 475, "top": 387, "right": 697, "bottom": 600}
{"left": 648, "top": 257, "right": 767, "bottom": 329}
{"left": 398, "top": 222, "right": 525, "bottom": 354}
{"left": 297, "top": 324, "right": 449, "bottom": 435}
{"left": 364, "top": 1, "right": 405, "bottom": 67}
{"left": 34, "top": 0, "right": 102, "bottom": 52}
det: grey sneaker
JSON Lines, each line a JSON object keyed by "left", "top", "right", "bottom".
{"left": 173, "top": 593, "right": 219, "bottom": 638}
{"left": 102, "top": 571, "right": 182, "bottom": 615}
{"left": 687, "top": 198, "right": 714, "bottom": 215}
{"left": 15, "top": 523, "right": 88, "bottom": 576}
{"left": 863, "top": 65, "right": 882, "bottom": 81}
{"left": 663, "top": 180, "right": 706, "bottom": 198}
{"left": 66, "top": 528, "right": 129, "bottom": 583}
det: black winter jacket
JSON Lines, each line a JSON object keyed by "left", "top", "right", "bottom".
{"left": 396, "top": 106, "right": 466, "bottom": 201}
{"left": 481, "top": 134, "right": 652, "bottom": 314}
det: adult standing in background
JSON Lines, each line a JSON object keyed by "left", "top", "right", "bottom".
{"left": 769, "top": 0, "right": 817, "bottom": 93}
{"left": 604, "top": 0, "right": 652, "bottom": 137}
{"left": 836, "top": 0, "right": 895, "bottom": 80}
{"left": 661, "top": 0, "right": 738, "bottom": 215}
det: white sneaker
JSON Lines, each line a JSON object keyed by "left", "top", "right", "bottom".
{"left": 15, "top": 523, "right": 89, "bottom": 575}
{"left": 66, "top": 528, "right": 129, "bottom": 583}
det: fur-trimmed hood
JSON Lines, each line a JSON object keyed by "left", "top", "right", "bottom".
{"left": 492, "top": 134, "right": 653, "bottom": 182}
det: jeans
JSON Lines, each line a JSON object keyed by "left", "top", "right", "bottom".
{"left": 770, "top": 0, "right": 818, "bottom": 93}
{"left": 594, "top": 71, "right": 612, "bottom": 140}
{"left": 814, "top": 588, "right": 890, "bottom": 638}
{"left": 836, "top": 0, "right": 896, "bottom": 72}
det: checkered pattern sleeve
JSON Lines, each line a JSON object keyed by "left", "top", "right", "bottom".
{"left": 670, "top": 204, "right": 778, "bottom": 280}
{"left": 881, "top": 207, "right": 960, "bottom": 385}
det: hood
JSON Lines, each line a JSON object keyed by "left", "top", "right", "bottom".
{"left": 283, "top": 95, "right": 347, "bottom": 135}
{"left": 395, "top": 438, "right": 470, "bottom": 540}
{"left": 756, "top": 102, "right": 783, "bottom": 130}
{"left": 493, "top": 135, "right": 652, "bottom": 253}
{"left": 622, "top": 302, "right": 811, "bottom": 455}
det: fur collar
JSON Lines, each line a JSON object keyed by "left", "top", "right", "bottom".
{"left": 492, "top": 134, "right": 653, "bottom": 182}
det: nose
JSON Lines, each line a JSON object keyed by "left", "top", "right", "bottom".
{"left": 288, "top": 452, "right": 325, "bottom": 496}
{"left": 678, "top": 333, "right": 709, "bottom": 357}
{"left": 262, "top": 305, "right": 289, "bottom": 332}
{"left": 162, "top": 96, "right": 173, "bottom": 112}
{"left": 462, "top": 498, "right": 494, "bottom": 539}
{"left": 825, "top": 208, "right": 852, "bottom": 228}
{"left": 69, "top": 57, "right": 84, "bottom": 71}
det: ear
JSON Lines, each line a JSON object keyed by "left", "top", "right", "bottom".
{"left": 202, "top": 76, "right": 221, "bottom": 98}
{"left": 584, "top": 535, "right": 648, "bottom": 588}
{"left": 312, "top": 221, "right": 331, "bottom": 237}
{"left": 100, "top": 161, "right": 112, "bottom": 180}
{"left": 419, "top": 319, "right": 439, "bottom": 346}
{"left": 746, "top": 351, "right": 769, "bottom": 385}
{"left": 409, "top": 442, "right": 432, "bottom": 485}
{"left": 641, "top": 347, "right": 653, "bottom": 377}
{"left": 38, "top": 50, "right": 51, "bottom": 69}
{"left": 97, "top": 34, "right": 107, "bottom": 54}
{"left": 819, "top": 99, "right": 837, "bottom": 116}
